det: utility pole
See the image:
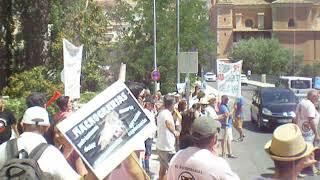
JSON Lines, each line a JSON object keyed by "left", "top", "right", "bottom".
{"left": 153, "top": 0, "right": 158, "bottom": 91}
{"left": 176, "top": 0, "right": 180, "bottom": 83}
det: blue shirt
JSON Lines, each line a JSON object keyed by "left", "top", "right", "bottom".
{"left": 220, "top": 103, "right": 232, "bottom": 128}
{"left": 235, "top": 97, "right": 244, "bottom": 117}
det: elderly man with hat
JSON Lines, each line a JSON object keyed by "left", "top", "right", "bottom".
{"left": 167, "top": 116, "right": 240, "bottom": 179}
{"left": 265, "top": 123, "right": 319, "bottom": 180}
{"left": 204, "top": 93, "right": 224, "bottom": 121}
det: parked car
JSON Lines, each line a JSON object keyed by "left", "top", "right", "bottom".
{"left": 251, "top": 87, "right": 297, "bottom": 130}
{"left": 241, "top": 74, "right": 248, "bottom": 85}
{"left": 204, "top": 72, "right": 216, "bottom": 82}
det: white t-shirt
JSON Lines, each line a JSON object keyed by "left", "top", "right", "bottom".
{"left": 296, "top": 99, "right": 320, "bottom": 141}
{"left": 156, "top": 109, "right": 176, "bottom": 152}
{"left": 167, "top": 147, "right": 240, "bottom": 180}
{"left": 205, "top": 105, "right": 218, "bottom": 119}
{"left": 143, "top": 108, "right": 156, "bottom": 138}
{"left": 0, "top": 132, "right": 80, "bottom": 180}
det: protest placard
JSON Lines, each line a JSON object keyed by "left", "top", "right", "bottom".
{"left": 217, "top": 60, "right": 243, "bottom": 97}
{"left": 57, "top": 81, "right": 156, "bottom": 179}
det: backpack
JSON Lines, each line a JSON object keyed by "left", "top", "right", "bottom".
{"left": 0, "top": 138, "right": 50, "bottom": 180}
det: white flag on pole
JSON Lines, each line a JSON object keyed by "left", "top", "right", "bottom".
{"left": 63, "top": 38, "right": 83, "bottom": 99}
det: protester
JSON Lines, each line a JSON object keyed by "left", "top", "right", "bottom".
{"left": 179, "top": 109, "right": 196, "bottom": 150}
{"left": 192, "top": 103, "right": 202, "bottom": 118}
{"left": 234, "top": 96, "right": 245, "bottom": 142}
{"left": 294, "top": 89, "right": 320, "bottom": 176}
{"left": 205, "top": 94, "right": 224, "bottom": 121}
{"left": 172, "top": 108, "right": 182, "bottom": 151}
{"left": 142, "top": 97, "right": 156, "bottom": 176}
{"left": 0, "top": 97, "right": 18, "bottom": 145}
{"left": 264, "top": 123, "right": 318, "bottom": 180}
{"left": 53, "top": 96, "right": 88, "bottom": 177}
{"left": 53, "top": 96, "right": 72, "bottom": 124}
{"left": 26, "top": 92, "right": 47, "bottom": 109}
{"left": 177, "top": 99, "right": 187, "bottom": 114}
{"left": 25, "top": 92, "right": 55, "bottom": 145}
{"left": 220, "top": 95, "right": 236, "bottom": 158}
{"left": 0, "top": 106, "right": 80, "bottom": 179}
{"left": 294, "top": 90, "right": 320, "bottom": 143}
{"left": 156, "top": 95, "right": 179, "bottom": 180}
{"left": 191, "top": 85, "right": 201, "bottom": 98}
{"left": 167, "top": 116, "right": 240, "bottom": 179}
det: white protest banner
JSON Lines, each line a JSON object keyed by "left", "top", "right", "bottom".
{"left": 63, "top": 38, "right": 83, "bottom": 99}
{"left": 57, "top": 81, "right": 156, "bottom": 179}
{"left": 217, "top": 60, "right": 243, "bottom": 97}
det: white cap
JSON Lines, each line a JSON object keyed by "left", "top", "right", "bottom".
{"left": 22, "top": 106, "right": 50, "bottom": 126}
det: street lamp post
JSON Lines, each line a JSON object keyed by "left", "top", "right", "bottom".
{"left": 153, "top": 0, "right": 158, "bottom": 91}
{"left": 176, "top": 0, "right": 180, "bottom": 83}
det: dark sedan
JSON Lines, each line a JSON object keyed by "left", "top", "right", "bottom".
{"left": 250, "top": 87, "right": 297, "bottom": 130}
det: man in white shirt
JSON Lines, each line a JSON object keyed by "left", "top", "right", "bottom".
{"left": 0, "top": 106, "right": 80, "bottom": 180}
{"left": 294, "top": 89, "right": 319, "bottom": 176}
{"left": 294, "top": 89, "right": 319, "bottom": 143}
{"left": 167, "top": 116, "right": 240, "bottom": 180}
{"left": 156, "top": 95, "right": 179, "bottom": 180}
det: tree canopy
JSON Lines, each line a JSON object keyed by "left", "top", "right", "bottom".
{"left": 229, "top": 38, "right": 303, "bottom": 76}
{"left": 109, "top": 0, "right": 215, "bottom": 93}
{"left": 1, "top": 0, "right": 215, "bottom": 95}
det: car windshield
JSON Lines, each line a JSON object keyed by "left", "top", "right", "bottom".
{"left": 261, "top": 90, "right": 296, "bottom": 104}
{"left": 291, "top": 80, "right": 311, "bottom": 89}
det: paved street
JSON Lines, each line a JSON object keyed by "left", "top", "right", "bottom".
{"left": 149, "top": 83, "right": 320, "bottom": 180}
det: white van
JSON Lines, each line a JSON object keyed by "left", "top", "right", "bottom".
{"left": 276, "top": 76, "right": 312, "bottom": 102}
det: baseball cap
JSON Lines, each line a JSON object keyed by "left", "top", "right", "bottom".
{"left": 192, "top": 116, "right": 221, "bottom": 141}
{"left": 22, "top": 106, "right": 50, "bottom": 126}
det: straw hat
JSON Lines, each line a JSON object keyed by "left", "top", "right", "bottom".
{"left": 264, "top": 123, "right": 315, "bottom": 161}
{"left": 206, "top": 93, "right": 216, "bottom": 103}
{"left": 199, "top": 97, "right": 208, "bottom": 105}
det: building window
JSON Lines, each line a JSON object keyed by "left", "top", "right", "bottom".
{"left": 288, "top": 19, "right": 295, "bottom": 27}
{"left": 224, "top": 17, "right": 226, "bottom": 22}
{"left": 245, "top": 19, "right": 254, "bottom": 28}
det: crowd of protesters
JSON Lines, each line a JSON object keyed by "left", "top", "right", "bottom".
{"left": 1, "top": 81, "right": 320, "bottom": 180}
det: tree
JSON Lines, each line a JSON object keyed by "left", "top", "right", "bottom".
{"left": 108, "top": 0, "right": 215, "bottom": 93}
{"left": 229, "top": 38, "right": 303, "bottom": 76}
{"left": 45, "top": 0, "right": 112, "bottom": 91}
{"left": 0, "top": 0, "right": 14, "bottom": 89}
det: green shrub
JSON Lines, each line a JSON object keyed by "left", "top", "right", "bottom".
{"left": 5, "top": 98, "right": 26, "bottom": 119}
{"left": 2, "top": 66, "right": 63, "bottom": 99}
{"left": 79, "top": 91, "right": 99, "bottom": 104}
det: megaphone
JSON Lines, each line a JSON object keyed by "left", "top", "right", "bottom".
{"left": 46, "top": 90, "right": 62, "bottom": 108}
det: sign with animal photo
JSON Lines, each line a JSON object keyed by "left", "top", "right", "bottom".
{"left": 57, "top": 81, "right": 156, "bottom": 179}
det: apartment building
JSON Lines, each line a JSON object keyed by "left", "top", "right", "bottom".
{"left": 211, "top": 0, "right": 320, "bottom": 63}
